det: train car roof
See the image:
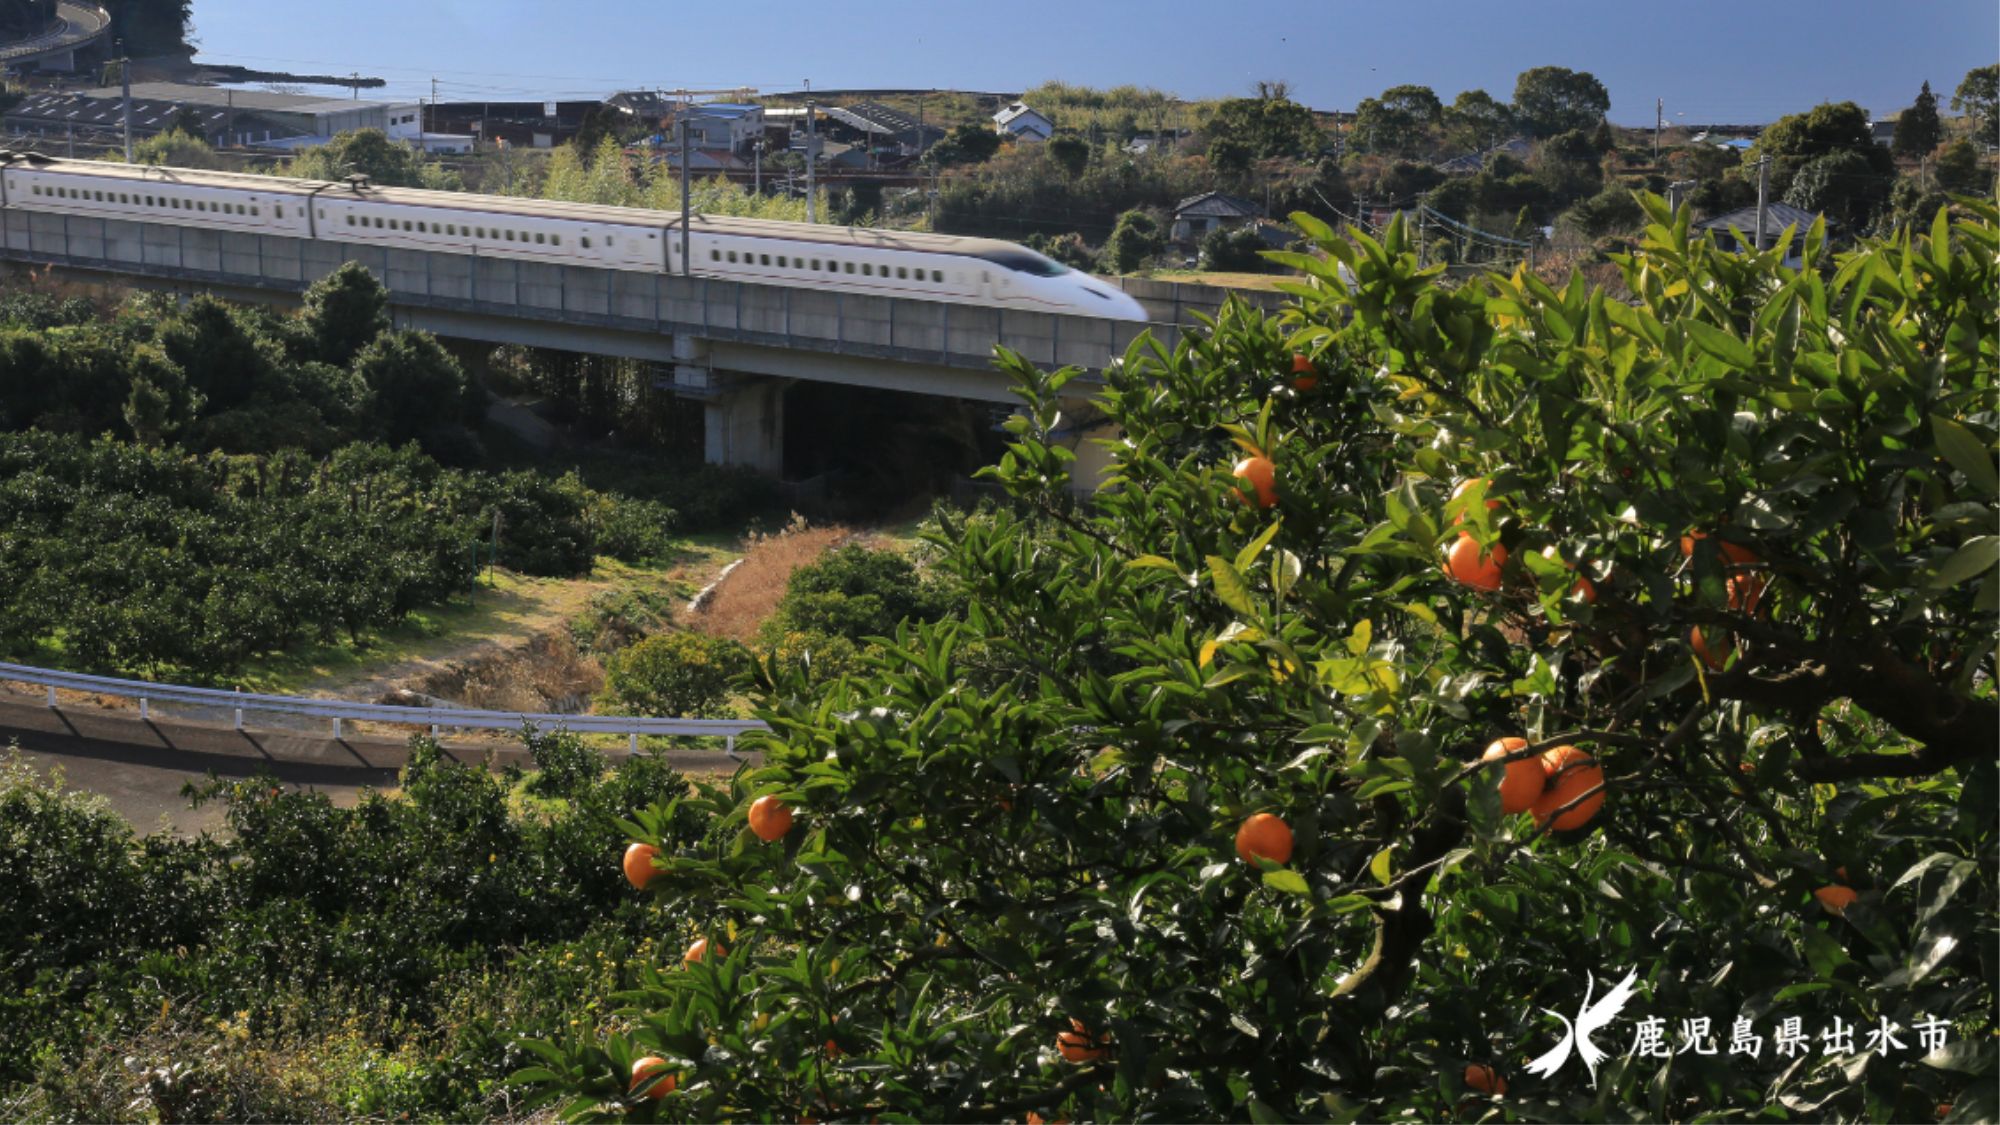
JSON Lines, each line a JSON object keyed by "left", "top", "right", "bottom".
{"left": 3, "top": 155, "right": 1031, "bottom": 259}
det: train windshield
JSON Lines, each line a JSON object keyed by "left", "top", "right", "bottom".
{"left": 974, "top": 247, "right": 1072, "bottom": 277}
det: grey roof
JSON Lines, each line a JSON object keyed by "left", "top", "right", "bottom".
{"left": 83, "top": 82, "right": 406, "bottom": 115}
{"left": 1697, "top": 201, "right": 1832, "bottom": 233}
{"left": 5, "top": 91, "right": 303, "bottom": 137}
{"left": 1174, "top": 191, "right": 1263, "bottom": 219}
{"left": 993, "top": 102, "right": 1048, "bottom": 126}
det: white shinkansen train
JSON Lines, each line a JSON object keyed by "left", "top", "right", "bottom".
{"left": 0, "top": 152, "right": 1149, "bottom": 321}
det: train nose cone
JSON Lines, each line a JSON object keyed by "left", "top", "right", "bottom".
{"left": 1110, "top": 289, "right": 1149, "bottom": 321}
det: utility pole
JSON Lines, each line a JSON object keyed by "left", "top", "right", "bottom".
{"left": 351, "top": 72, "right": 358, "bottom": 100}
{"left": 678, "top": 89, "right": 691, "bottom": 274}
{"left": 1754, "top": 155, "right": 1770, "bottom": 251}
{"left": 805, "top": 97, "right": 817, "bottom": 223}
{"left": 753, "top": 136, "right": 762, "bottom": 195}
{"left": 117, "top": 38, "right": 131, "bottom": 162}
{"left": 224, "top": 90, "right": 234, "bottom": 147}
{"left": 1667, "top": 179, "right": 1695, "bottom": 214}
{"left": 430, "top": 76, "right": 438, "bottom": 136}
{"left": 1654, "top": 97, "right": 1662, "bottom": 163}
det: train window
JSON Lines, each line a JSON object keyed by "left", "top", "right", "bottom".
{"left": 863, "top": 263, "right": 875, "bottom": 276}
{"left": 811, "top": 258, "right": 821, "bottom": 270}
{"left": 896, "top": 266, "right": 908, "bottom": 279}
{"left": 374, "top": 217, "right": 384, "bottom": 228}
{"left": 199, "top": 201, "right": 209, "bottom": 211}
{"left": 760, "top": 253, "right": 770, "bottom": 266}
{"left": 728, "top": 251, "right": 738, "bottom": 262}
{"left": 274, "top": 205, "right": 282, "bottom": 217}
{"left": 251, "top": 206, "right": 259, "bottom": 216}
{"left": 506, "top": 230, "right": 516, "bottom": 241}
{"left": 710, "top": 250, "right": 719, "bottom": 261}
{"left": 932, "top": 270, "right": 943, "bottom": 282}
{"left": 534, "top": 232, "right": 545, "bottom": 244}
{"left": 345, "top": 214, "right": 354, "bottom": 225}
{"left": 777, "top": 255, "right": 787, "bottom": 267}
{"left": 606, "top": 236, "right": 614, "bottom": 246}
{"left": 581, "top": 236, "right": 590, "bottom": 248}
{"left": 551, "top": 234, "right": 560, "bottom": 246}
{"left": 844, "top": 262, "right": 854, "bottom": 273}
{"left": 416, "top": 221, "right": 427, "bottom": 233}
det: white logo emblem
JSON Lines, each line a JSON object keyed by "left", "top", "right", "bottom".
{"left": 1523, "top": 968, "right": 1641, "bottom": 1087}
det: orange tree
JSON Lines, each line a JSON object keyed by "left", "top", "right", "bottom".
{"left": 518, "top": 199, "right": 1996, "bottom": 1121}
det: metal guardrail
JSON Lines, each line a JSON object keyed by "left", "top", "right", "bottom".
{"left": 0, "top": 661, "right": 769, "bottom": 757}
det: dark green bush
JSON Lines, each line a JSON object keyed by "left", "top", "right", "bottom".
{"left": 602, "top": 631, "right": 751, "bottom": 717}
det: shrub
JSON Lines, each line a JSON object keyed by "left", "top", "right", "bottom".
{"left": 601, "top": 631, "right": 751, "bottom": 718}
{"left": 570, "top": 588, "right": 676, "bottom": 655}
{"left": 522, "top": 724, "right": 606, "bottom": 799}
{"left": 763, "top": 544, "right": 955, "bottom": 646}
{"left": 594, "top": 495, "right": 680, "bottom": 564}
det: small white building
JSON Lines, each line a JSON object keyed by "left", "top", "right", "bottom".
{"left": 993, "top": 101, "right": 1053, "bottom": 142}
{"left": 673, "top": 103, "right": 766, "bottom": 152}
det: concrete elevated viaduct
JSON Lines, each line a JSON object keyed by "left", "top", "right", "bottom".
{"left": 0, "top": 208, "right": 1288, "bottom": 476}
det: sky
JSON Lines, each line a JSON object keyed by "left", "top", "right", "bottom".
{"left": 187, "top": 0, "right": 1998, "bottom": 125}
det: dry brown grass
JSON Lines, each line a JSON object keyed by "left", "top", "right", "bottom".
{"left": 419, "top": 630, "right": 603, "bottom": 714}
{"left": 691, "top": 516, "right": 852, "bottom": 643}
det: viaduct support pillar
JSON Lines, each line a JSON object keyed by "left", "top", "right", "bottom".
{"left": 702, "top": 378, "right": 785, "bottom": 475}
{"left": 666, "top": 336, "right": 785, "bottom": 474}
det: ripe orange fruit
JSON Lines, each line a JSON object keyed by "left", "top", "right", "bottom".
{"left": 1232, "top": 456, "right": 1278, "bottom": 508}
{"left": 630, "top": 1056, "right": 676, "bottom": 1099}
{"left": 1235, "top": 812, "right": 1294, "bottom": 866}
{"left": 683, "top": 937, "right": 723, "bottom": 965}
{"left": 1482, "top": 737, "right": 1544, "bottom": 815}
{"left": 1463, "top": 1063, "right": 1507, "bottom": 1095}
{"left": 1691, "top": 626, "right": 1733, "bottom": 670}
{"left": 1681, "top": 530, "right": 1760, "bottom": 566}
{"left": 1057, "top": 1018, "right": 1110, "bottom": 1063}
{"left": 748, "top": 795, "right": 794, "bottom": 842}
{"left": 1727, "top": 573, "right": 1766, "bottom": 615}
{"left": 1814, "top": 884, "right": 1858, "bottom": 915}
{"left": 623, "top": 842, "right": 660, "bottom": 890}
{"left": 1290, "top": 353, "right": 1319, "bottom": 390}
{"left": 1532, "top": 746, "right": 1605, "bottom": 831}
{"left": 1445, "top": 533, "right": 1507, "bottom": 591}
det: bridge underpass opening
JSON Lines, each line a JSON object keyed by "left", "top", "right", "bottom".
{"left": 780, "top": 380, "right": 1008, "bottom": 518}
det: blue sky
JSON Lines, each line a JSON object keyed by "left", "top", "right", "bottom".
{"left": 190, "top": 0, "right": 1997, "bottom": 125}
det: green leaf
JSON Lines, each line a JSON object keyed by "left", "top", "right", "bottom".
{"left": 1801, "top": 927, "right": 1849, "bottom": 977}
{"left": 1930, "top": 536, "right": 1998, "bottom": 589}
{"left": 1235, "top": 517, "right": 1285, "bottom": 573}
{"left": 1684, "top": 320, "right": 1755, "bottom": 369}
{"left": 1127, "top": 554, "right": 1185, "bottom": 575}
{"left": 1262, "top": 868, "right": 1310, "bottom": 896}
{"left": 1931, "top": 415, "right": 1999, "bottom": 497}
{"left": 1369, "top": 845, "right": 1395, "bottom": 886}
{"left": 1205, "top": 555, "right": 1261, "bottom": 618}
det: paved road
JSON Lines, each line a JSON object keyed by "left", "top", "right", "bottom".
{"left": 0, "top": 2, "right": 110, "bottom": 63}
{"left": 0, "top": 693, "right": 754, "bottom": 837}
